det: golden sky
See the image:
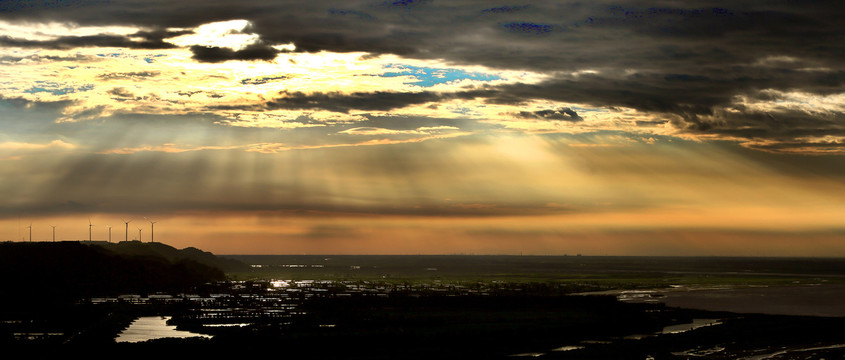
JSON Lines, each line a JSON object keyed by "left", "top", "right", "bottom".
{"left": 1, "top": 2, "right": 844, "bottom": 255}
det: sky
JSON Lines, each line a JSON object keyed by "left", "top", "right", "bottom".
{"left": 1, "top": 0, "right": 844, "bottom": 255}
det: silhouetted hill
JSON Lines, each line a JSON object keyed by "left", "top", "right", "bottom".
{"left": 95, "top": 241, "right": 249, "bottom": 273}
{"left": 0, "top": 242, "right": 227, "bottom": 310}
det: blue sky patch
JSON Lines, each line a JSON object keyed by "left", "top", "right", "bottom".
{"left": 143, "top": 54, "right": 167, "bottom": 63}
{"left": 381, "top": 64, "right": 501, "bottom": 87}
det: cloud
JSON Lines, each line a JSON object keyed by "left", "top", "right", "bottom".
{"left": 106, "top": 87, "right": 135, "bottom": 99}
{"left": 1, "top": 1, "right": 844, "bottom": 154}
{"left": 516, "top": 108, "right": 583, "bottom": 122}
{"left": 97, "top": 71, "right": 160, "bottom": 80}
{"left": 0, "top": 53, "right": 93, "bottom": 64}
{"left": 0, "top": 139, "right": 76, "bottom": 151}
{"left": 740, "top": 138, "right": 845, "bottom": 155}
{"left": 189, "top": 42, "right": 280, "bottom": 63}
{"left": 481, "top": 6, "right": 529, "bottom": 15}
{"left": 99, "top": 144, "right": 242, "bottom": 155}
{"left": 0, "top": 34, "right": 178, "bottom": 49}
{"left": 0, "top": 139, "right": 77, "bottom": 161}
{"left": 240, "top": 75, "right": 290, "bottom": 85}
{"left": 217, "top": 89, "right": 496, "bottom": 115}
{"left": 1, "top": 2, "right": 841, "bottom": 68}
{"left": 130, "top": 28, "right": 194, "bottom": 43}
{"left": 245, "top": 131, "right": 470, "bottom": 154}
{"left": 502, "top": 22, "right": 553, "bottom": 35}
{"left": 266, "top": 90, "right": 443, "bottom": 113}
{"left": 338, "top": 125, "right": 460, "bottom": 135}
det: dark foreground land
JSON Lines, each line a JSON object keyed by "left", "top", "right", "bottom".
{"left": 3, "top": 243, "right": 845, "bottom": 359}
{"left": 8, "top": 290, "right": 845, "bottom": 360}
{"left": 10, "top": 293, "right": 845, "bottom": 360}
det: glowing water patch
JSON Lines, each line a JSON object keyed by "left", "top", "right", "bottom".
{"left": 381, "top": 64, "right": 502, "bottom": 87}
{"left": 552, "top": 346, "right": 584, "bottom": 352}
{"left": 115, "top": 316, "right": 211, "bottom": 343}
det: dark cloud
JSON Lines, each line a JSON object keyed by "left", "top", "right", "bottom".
{"left": 477, "top": 66, "right": 845, "bottom": 150}
{"left": 106, "top": 87, "right": 136, "bottom": 99}
{"left": 480, "top": 5, "right": 529, "bottom": 15}
{"left": 190, "top": 43, "right": 279, "bottom": 62}
{"left": 3, "top": 2, "right": 842, "bottom": 72}
{"left": 0, "top": 34, "right": 177, "bottom": 49}
{"left": 1, "top": 1, "right": 844, "bottom": 153}
{"left": 232, "top": 89, "right": 497, "bottom": 114}
{"left": 265, "top": 91, "right": 442, "bottom": 113}
{"left": 0, "top": 53, "right": 93, "bottom": 63}
{"left": 0, "top": 95, "right": 71, "bottom": 110}
{"left": 672, "top": 108, "right": 845, "bottom": 139}
{"left": 328, "top": 9, "right": 375, "bottom": 20}
{"left": 502, "top": 22, "right": 554, "bottom": 35}
{"left": 131, "top": 28, "right": 193, "bottom": 42}
{"left": 516, "top": 108, "right": 583, "bottom": 122}
{"left": 240, "top": 75, "right": 290, "bottom": 85}
{"left": 268, "top": 32, "right": 417, "bottom": 55}
{"left": 635, "top": 120, "right": 667, "bottom": 127}
{"left": 744, "top": 141, "right": 845, "bottom": 155}
{"left": 486, "top": 67, "right": 845, "bottom": 114}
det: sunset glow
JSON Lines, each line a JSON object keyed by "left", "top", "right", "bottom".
{"left": 2, "top": 1, "right": 844, "bottom": 255}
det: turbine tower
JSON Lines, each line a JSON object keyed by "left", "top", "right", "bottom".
{"left": 121, "top": 218, "right": 133, "bottom": 242}
{"left": 146, "top": 217, "right": 158, "bottom": 243}
{"left": 137, "top": 226, "right": 142, "bottom": 242}
{"left": 88, "top": 218, "right": 94, "bottom": 242}
{"left": 51, "top": 225, "right": 56, "bottom": 242}
{"left": 27, "top": 223, "right": 32, "bottom": 242}
{"left": 107, "top": 225, "right": 112, "bottom": 243}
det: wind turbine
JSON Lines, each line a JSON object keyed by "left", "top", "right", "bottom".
{"left": 137, "top": 226, "right": 143, "bottom": 242}
{"left": 145, "top": 217, "right": 158, "bottom": 243}
{"left": 121, "top": 218, "right": 133, "bottom": 242}
{"left": 107, "top": 225, "right": 112, "bottom": 243}
{"left": 27, "top": 223, "right": 32, "bottom": 242}
{"left": 51, "top": 225, "right": 56, "bottom": 242}
{"left": 88, "top": 218, "right": 94, "bottom": 242}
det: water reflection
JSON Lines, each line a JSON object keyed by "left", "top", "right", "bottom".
{"left": 115, "top": 316, "right": 212, "bottom": 343}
